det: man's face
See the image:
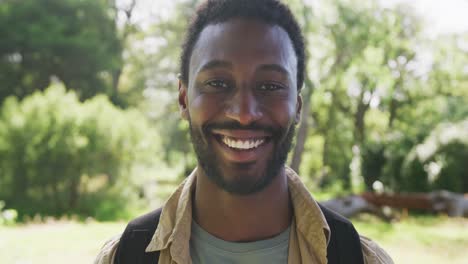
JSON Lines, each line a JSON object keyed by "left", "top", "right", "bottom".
{"left": 179, "top": 18, "right": 301, "bottom": 195}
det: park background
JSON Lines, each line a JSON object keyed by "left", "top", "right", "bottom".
{"left": 0, "top": 0, "right": 467, "bottom": 263}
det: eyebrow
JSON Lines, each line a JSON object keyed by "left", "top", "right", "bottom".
{"left": 198, "top": 60, "right": 233, "bottom": 73}
{"left": 198, "top": 60, "right": 290, "bottom": 77}
{"left": 257, "top": 64, "right": 290, "bottom": 77}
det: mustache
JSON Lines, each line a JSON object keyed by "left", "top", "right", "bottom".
{"left": 203, "top": 121, "right": 278, "bottom": 135}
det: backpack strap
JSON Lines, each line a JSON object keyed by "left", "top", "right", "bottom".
{"left": 319, "top": 203, "right": 365, "bottom": 264}
{"left": 114, "top": 205, "right": 364, "bottom": 264}
{"left": 114, "top": 208, "right": 162, "bottom": 264}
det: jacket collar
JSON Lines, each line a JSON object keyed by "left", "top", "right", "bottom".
{"left": 145, "top": 167, "right": 330, "bottom": 263}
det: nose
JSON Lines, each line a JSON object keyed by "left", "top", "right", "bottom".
{"left": 225, "top": 88, "right": 263, "bottom": 125}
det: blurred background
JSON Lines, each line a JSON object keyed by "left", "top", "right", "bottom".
{"left": 0, "top": 0, "right": 467, "bottom": 263}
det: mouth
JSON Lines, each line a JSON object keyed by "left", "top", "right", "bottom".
{"left": 210, "top": 129, "right": 272, "bottom": 162}
{"left": 219, "top": 135, "right": 268, "bottom": 150}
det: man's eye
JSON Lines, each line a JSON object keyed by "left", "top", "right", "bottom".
{"left": 258, "top": 83, "right": 284, "bottom": 91}
{"left": 205, "top": 80, "right": 230, "bottom": 89}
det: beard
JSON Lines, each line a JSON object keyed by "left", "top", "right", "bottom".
{"left": 188, "top": 119, "right": 296, "bottom": 196}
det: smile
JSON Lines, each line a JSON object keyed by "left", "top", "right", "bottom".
{"left": 210, "top": 129, "right": 272, "bottom": 162}
{"left": 221, "top": 136, "right": 266, "bottom": 150}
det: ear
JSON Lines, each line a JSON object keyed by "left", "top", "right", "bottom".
{"left": 178, "top": 80, "right": 189, "bottom": 120}
{"left": 295, "top": 94, "right": 302, "bottom": 124}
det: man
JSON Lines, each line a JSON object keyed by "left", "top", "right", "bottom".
{"left": 95, "top": 0, "right": 393, "bottom": 263}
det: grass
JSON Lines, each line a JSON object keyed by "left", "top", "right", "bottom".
{"left": 353, "top": 215, "right": 468, "bottom": 264}
{"left": 0, "top": 221, "right": 126, "bottom": 264}
{"left": 1, "top": 215, "right": 467, "bottom": 263}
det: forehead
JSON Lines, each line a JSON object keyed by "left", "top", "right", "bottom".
{"left": 189, "top": 18, "right": 297, "bottom": 80}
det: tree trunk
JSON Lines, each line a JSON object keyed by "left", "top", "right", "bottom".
{"left": 321, "top": 90, "right": 337, "bottom": 182}
{"left": 290, "top": 77, "right": 314, "bottom": 172}
{"left": 289, "top": 2, "right": 314, "bottom": 173}
{"left": 69, "top": 176, "right": 80, "bottom": 210}
{"left": 353, "top": 88, "right": 369, "bottom": 145}
{"left": 111, "top": 67, "right": 122, "bottom": 104}
{"left": 388, "top": 78, "right": 403, "bottom": 129}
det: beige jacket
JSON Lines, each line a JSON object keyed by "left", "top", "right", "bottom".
{"left": 95, "top": 167, "right": 393, "bottom": 264}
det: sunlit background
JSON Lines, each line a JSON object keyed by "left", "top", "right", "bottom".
{"left": 0, "top": 0, "right": 467, "bottom": 263}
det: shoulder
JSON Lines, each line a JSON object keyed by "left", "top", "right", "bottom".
{"left": 94, "top": 234, "right": 122, "bottom": 264}
{"left": 359, "top": 236, "right": 394, "bottom": 264}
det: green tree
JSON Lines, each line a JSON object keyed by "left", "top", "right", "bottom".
{"left": 292, "top": 0, "right": 468, "bottom": 194}
{"left": 0, "top": 84, "right": 160, "bottom": 220}
{"left": 119, "top": 0, "right": 199, "bottom": 176}
{"left": 0, "top": 0, "right": 122, "bottom": 103}
{"left": 113, "top": 0, "right": 468, "bottom": 194}
{"left": 295, "top": 0, "right": 407, "bottom": 189}
{"left": 402, "top": 119, "right": 468, "bottom": 192}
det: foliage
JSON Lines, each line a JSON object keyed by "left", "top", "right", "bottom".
{"left": 0, "top": 0, "right": 122, "bottom": 103}
{"left": 0, "top": 200, "right": 18, "bottom": 226}
{"left": 401, "top": 120, "right": 468, "bottom": 192}
{"left": 0, "top": 84, "right": 159, "bottom": 220}
{"left": 119, "top": 0, "right": 200, "bottom": 176}
{"left": 294, "top": 0, "right": 468, "bottom": 193}
{"left": 113, "top": 0, "right": 468, "bottom": 193}
{"left": 1, "top": 0, "right": 466, "bottom": 222}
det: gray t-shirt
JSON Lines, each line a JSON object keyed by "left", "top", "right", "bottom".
{"left": 190, "top": 221, "right": 290, "bottom": 264}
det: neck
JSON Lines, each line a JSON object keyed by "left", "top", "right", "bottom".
{"left": 193, "top": 167, "right": 292, "bottom": 242}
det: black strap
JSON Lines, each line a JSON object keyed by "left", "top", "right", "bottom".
{"left": 115, "top": 204, "right": 364, "bottom": 264}
{"left": 319, "top": 204, "right": 365, "bottom": 264}
{"left": 114, "top": 208, "right": 162, "bottom": 264}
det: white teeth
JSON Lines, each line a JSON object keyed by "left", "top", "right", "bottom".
{"left": 221, "top": 136, "right": 265, "bottom": 150}
{"left": 242, "top": 141, "right": 249, "bottom": 149}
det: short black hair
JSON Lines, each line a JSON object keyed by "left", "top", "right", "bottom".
{"left": 179, "top": 0, "right": 306, "bottom": 91}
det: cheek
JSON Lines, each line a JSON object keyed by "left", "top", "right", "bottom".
{"left": 260, "top": 97, "right": 298, "bottom": 126}
{"left": 188, "top": 94, "right": 225, "bottom": 123}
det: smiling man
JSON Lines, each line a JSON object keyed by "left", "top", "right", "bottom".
{"left": 95, "top": 0, "right": 393, "bottom": 263}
